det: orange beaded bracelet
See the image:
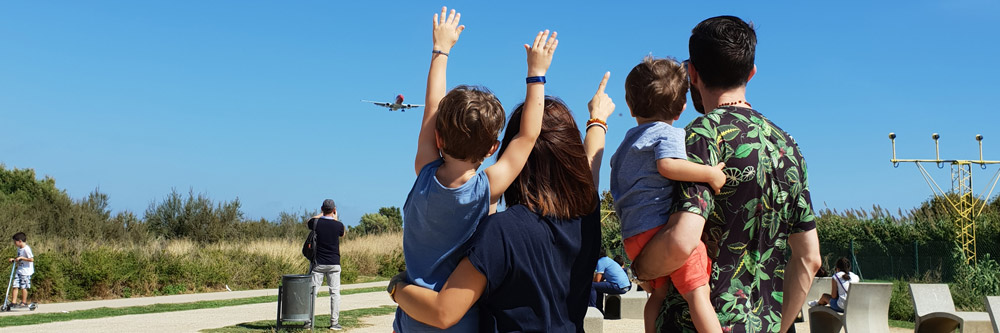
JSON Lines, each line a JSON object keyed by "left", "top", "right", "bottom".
{"left": 586, "top": 118, "right": 607, "bottom": 127}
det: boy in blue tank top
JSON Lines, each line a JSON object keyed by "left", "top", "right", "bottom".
{"left": 393, "top": 7, "right": 559, "bottom": 332}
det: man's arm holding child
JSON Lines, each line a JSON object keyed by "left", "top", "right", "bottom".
{"left": 484, "top": 30, "right": 558, "bottom": 203}
{"left": 657, "top": 159, "right": 726, "bottom": 194}
{"left": 415, "top": 7, "right": 465, "bottom": 175}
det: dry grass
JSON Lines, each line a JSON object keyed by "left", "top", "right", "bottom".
{"left": 341, "top": 232, "right": 403, "bottom": 275}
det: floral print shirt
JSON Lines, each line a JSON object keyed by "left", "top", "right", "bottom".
{"left": 657, "top": 106, "right": 816, "bottom": 333}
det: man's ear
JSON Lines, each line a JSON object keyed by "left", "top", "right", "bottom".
{"left": 747, "top": 64, "right": 757, "bottom": 83}
{"left": 688, "top": 63, "right": 704, "bottom": 91}
{"left": 485, "top": 140, "right": 500, "bottom": 158}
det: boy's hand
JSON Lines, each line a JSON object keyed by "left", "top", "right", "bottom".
{"left": 7, "top": 258, "right": 12, "bottom": 263}
{"left": 588, "top": 72, "right": 615, "bottom": 122}
{"left": 708, "top": 163, "right": 727, "bottom": 194}
{"left": 525, "top": 30, "right": 558, "bottom": 76}
{"left": 432, "top": 7, "right": 464, "bottom": 53}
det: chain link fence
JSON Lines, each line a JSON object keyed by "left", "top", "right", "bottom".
{"left": 818, "top": 237, "right": 1000, "bottom": 281}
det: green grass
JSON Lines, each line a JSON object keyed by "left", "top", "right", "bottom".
{"left": 202, "top": 305, "right": 396, "bottom": 332}
{"left": 0, "top": 286, "right": 385, "bottom": 328}
{"left": 889, "top": 319, "right": 915, "bottom": 329}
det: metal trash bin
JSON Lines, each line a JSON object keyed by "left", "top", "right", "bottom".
{"left": 277, "top": 274, "right": 316, "bottom": 330}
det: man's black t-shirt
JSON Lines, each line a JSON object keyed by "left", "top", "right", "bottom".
{"left": 308, "top": 217, "right": 345, "bottom": 266}
{"left": 466, "top": 203, "right": 602, "bottom": 333}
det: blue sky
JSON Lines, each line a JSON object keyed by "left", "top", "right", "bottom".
{"left": 3, "top": 1, "right": 1000, "bottom": 226}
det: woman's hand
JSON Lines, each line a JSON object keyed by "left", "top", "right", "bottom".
{"left": 525, "top": 30, "right": 558, "bottom": 77}
{"left": 432, "top": 7, "right": 464, "bottom": 54}
{"left": 588, "top": 72, "right": 614, "bottom": 122}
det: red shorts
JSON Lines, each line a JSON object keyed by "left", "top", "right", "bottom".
{"left": 624, "top": 225, "right": 711, "bottom": 295}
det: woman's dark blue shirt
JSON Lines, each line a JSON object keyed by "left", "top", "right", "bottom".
{"left": 466, "top": 204, "right": 602, "bottom": 332}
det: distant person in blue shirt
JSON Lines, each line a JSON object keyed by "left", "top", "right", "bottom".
{"left": 389, "top": 72, "right": 616, "bottom": 332}
{"left": 590, "top": 250, "right": 631, "bottom": 313}
{"left": 393, "top": 7, "right": 558, "bottom": 332}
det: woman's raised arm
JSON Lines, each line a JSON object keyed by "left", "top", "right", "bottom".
{"left": 584, "top": 72, "right": 615, "bottom": 188}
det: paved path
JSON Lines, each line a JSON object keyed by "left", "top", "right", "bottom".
{"left": 12, "top": 287, "right": 394, "bottom": 332}
{"left": 0, "top": 281, "right": 387, "bottom": 318}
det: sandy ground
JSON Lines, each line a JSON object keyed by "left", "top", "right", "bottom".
{"left": 0, "top": 281, "right": 387, "bottom": 318}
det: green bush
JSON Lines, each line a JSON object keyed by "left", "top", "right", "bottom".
{"left": 376, "top": 250, "right": 406, "bottom": 278}
{"left": 889, "top": 279, "right": 915, "bottom": 322}
{"left": 951, "top": 252, "right": 1000, "bottom": 311}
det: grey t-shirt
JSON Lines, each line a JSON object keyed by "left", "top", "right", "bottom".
{"left": 609, "top": 122, "right": 687, "bottom": 239}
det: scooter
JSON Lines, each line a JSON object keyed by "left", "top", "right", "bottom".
{"left": 0, "top": 260, "right": 36, "bottom": 312}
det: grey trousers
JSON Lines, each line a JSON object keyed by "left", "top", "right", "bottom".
{"left": 311, "top": 264, "right": 341, "bottom": 325}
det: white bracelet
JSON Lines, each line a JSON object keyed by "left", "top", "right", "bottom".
{"left": 587, "top": 123, "right": 608, "bottom": 133}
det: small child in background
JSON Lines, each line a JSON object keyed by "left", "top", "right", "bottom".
{"left": 393, "top": 6, "right": 558, "bottom": 332}
{"left": 609, "top": 56, "right": 725, "bottom": 333}
{"left": 8, "top": 232, "right": 34, "bottom": 308}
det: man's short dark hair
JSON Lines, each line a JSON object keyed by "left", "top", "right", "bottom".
{"left": 689, "top": 15, "right": 756, "bottom": 89}
{"left": 435, "top": 85, "right": 505, "bottom": 163}
{"left": 12, "top": 232, "right": 26, "bottom": 242}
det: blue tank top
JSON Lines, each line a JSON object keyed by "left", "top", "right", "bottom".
{"left": 393, "top": 158, "right": 488, "bottom": 332}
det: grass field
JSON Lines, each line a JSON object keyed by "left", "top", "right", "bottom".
{"left": 201, "top": 305, "right": 397, "bottom": 332}
{"left": 6, "top": 232, "right": 402, "bottom": 303}
{"left": 0, "top": 286, "right": 385, "bottom": 328}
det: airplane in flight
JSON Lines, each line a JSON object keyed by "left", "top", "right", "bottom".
{"left": 361, "top": 94, "right": 423, "bottom": 112}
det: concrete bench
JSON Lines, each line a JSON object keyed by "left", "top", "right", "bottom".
{"left": 602, "top": 289, "right": 646, "bottom": 320}
{"left": 808, "top": 282, "right": 892, "bottom": 333}
{"left": 910, "top": 283, "right": 992, "bottom": 333}
{"left": 584, "top": 306, "right": 603, "bottom": 332}
{"left": 799, "top": 277, "right": 833, "bottom": 323}
{"left": 983, "top": 296, "right": 999, "bottom": 333}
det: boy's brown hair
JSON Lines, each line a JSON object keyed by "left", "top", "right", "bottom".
{"left": 435, "top": 85, "right": 505, "bottom": 163}
{"left": 625, "top": 56, "right": 688, "bottom": 120}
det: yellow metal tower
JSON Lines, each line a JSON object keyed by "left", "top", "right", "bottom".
{"left": 889, "top": 133, "right": 1000, "bottom": 265}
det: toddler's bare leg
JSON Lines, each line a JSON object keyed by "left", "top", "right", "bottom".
{"left": 644, "top": 287, "right": 668, "bottom": 333}
{"left": 682, "top": 284, "right": 722, "bottom": 333}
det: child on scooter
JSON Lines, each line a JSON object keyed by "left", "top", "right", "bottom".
{"left": 8, "top": 232, "right": 34, "bottom": 308}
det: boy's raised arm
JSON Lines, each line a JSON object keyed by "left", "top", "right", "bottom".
{"left": 415, "top": 7, "right": 465, "bottom": 175}
{"left": 657, "top": 159, "right": 726, "bottom": 194}
{"left": 485, "top": 31, "right": 558, "bottom": 203}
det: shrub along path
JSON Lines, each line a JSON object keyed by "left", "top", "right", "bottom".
{"left": 0, "top": 281, "right": 386, "bottom": 318}
{"left": 10, "top": 284, "right": 393, "bottom": 332}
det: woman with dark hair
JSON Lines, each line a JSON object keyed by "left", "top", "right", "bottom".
{"left": 388, "top": 73, "right": 616, "bottom": 332}
{"left": 809, "top": 257, "right": 860, "bottom": 312}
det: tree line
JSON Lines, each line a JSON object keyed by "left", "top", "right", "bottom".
{"left": 0, "top": 165, "right": 402, "bottom": 243}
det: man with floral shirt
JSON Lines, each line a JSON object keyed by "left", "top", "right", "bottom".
{"left": 632, "top": 16, "right": 822, "bottom": 333}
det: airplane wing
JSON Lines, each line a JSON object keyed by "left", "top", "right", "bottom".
{"left": 361, "top": 100, "right": 392, "bottom": 108}
{"left": 400, "top": 104, "right": 424, "bottom": 109}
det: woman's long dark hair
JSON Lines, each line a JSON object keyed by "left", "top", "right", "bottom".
{"left": 835, "top": 257, "right": 851, "bottom": 280}
{"left": 497, "top": 96, "right": 597, "bottom": 219}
